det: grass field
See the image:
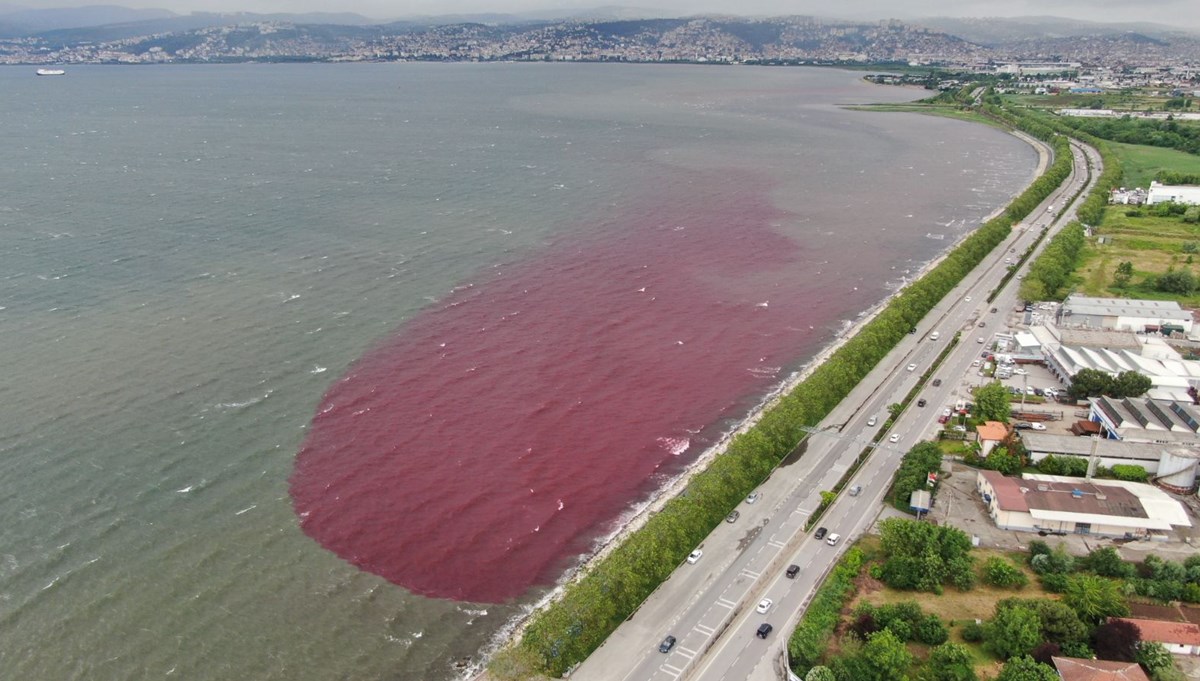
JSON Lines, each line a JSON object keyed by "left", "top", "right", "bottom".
{"left": 1110, "top": 142, "right": 1200, "bottom": 188}
{"left": 1076, "top": 207, "right": 1200, "bottom": 306}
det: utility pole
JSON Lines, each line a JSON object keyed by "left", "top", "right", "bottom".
{"left": 1085, "top": 433, "right": 1101, "bottom": 480}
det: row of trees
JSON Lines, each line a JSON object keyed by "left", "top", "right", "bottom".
{"left": 1036, "top": 454, "right": 1149, "bottom": 483}
{"left": 1067, "top": 367, "right": 1153, "bottom": 399}
{"left": 1056, "top": 115, "right": 1200, "bottom": 156}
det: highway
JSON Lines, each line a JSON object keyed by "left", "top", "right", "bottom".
{"left": 571, "top": 137, "right": 1100, "bottom": 681}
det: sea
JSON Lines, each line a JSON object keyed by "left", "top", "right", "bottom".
{"left": 0, "top": 63, "right": 1036, "bottom": 680}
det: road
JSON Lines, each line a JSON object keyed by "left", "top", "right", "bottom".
{"left": 571, "top": 137, "right": 1100, "bottom": 681}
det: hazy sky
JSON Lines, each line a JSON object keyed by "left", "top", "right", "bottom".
{"left": 8, "top": 0, "right": 1200, "bottom": 28}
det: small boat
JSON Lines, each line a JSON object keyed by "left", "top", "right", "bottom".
{"left": 36, "top": 68, "right": 66, "bottom": 76}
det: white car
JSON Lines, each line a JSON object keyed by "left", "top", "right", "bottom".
{"left": 1013, "top": 368, "right": 1027, "bottom": 375}
{"left": 1030, "top": 423, "right": 1047, "bottom": 431}
{"left": 977, "top": 337, "right": 985, "bottom": 344}
{"left": 745, "top": 491, "right": 761, "bottom": 504}
{"left": 972, "top": 359, "right": 980, "bottom": 367}
{"left": 867, "top": 415, "right": 877, "bottom": 427}
{"left": 888, "top": 433, "right": 900, "bottom": 444}
{"left": 965, "top": 296, "right": 972, "bottom": 302}
{"left": 756, "top": 598, "right": 773, "bottom": 614}
{"left": 826, "top": 533, "right": 841, "bottom": 546}
{"left": 687, "top": 549, "right": 703, "bottom": 564}
{"left": 906, "top": 363, "right": 917, "bottom": 372}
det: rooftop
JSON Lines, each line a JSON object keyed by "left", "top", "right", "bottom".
{"left": 1020, "top": 432, "right": 1171, "bottom": 462}
{"left": 1062, "top": 294, "right": 1192, "bottom": 323}
{"left": 977, "top": 420, "right": 1009, "bottom": 442}
{"left": 1051, "top": 656, "right": 1150, "bottom": 681}
{"left": 1116, "top": 618, "right": 1200, "bottom": 646}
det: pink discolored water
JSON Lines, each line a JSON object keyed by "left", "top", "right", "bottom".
{"left": 290, "top": 170, "right": 847, "bottom": 602}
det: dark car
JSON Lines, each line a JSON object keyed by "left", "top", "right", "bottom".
{"left": 786, "top": 564, "right": 800, "bottom": 579}
{"left": 932, "top": 378, "right": 942, "bottom": 387}
{"left": 814, "top": 527, "right": 827, "bottom": 540}
{"left": 917, "top": 398, "right": 927, "bottom": 407}
{"left": 1015, "top": 422, "right": 1033, "bottom": 430}
{"left": 756, "top": 623, "right": 774, "bottom": 639}
{"left": 991, "top": 307, "right": 998, "bottom": 313}
{"left": 659, "top": 635, "right": 676, "bottom": 653}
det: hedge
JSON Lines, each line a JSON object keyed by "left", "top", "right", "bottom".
{"left": 788, "top": 548, "right": 866, "bottom": 676}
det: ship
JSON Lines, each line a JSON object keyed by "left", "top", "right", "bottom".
{"left": 36, "top": 68, "right": 66, "bottom": 76}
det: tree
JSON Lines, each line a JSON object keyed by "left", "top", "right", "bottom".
{"left": 985, "top": 604, "right": 1042, "bottom": 660}
{"left": 861, "top": 629, "right": 913, "bottom": 681}
{"left": 1080, "top": 544, "right": 1132, "bottom": 577}
{"left": 1113, "top": 260, "right": 1134, "bottom": 287}
{"left": 1064, "top": 574, "right": 1130, "bottom": 623}
{"left": 1092, "top": 619, "right": 1141, "bottom": 662}
{"left": 995, "top": 655, "right": 1059, "bottom": 681}
{"left": 1069, "top": 368, "right": 1114, "bottom": 400}
{"left": 805, "top": 666, "right": 837, "bottom": 681}
{"left": 1110, "top": 371, "right": 1152, "bottom": 399}
{"left": 974, "top": 381, "right": 1012, "bottom": 423}
{"left": 923, "top": 643, "right": 978, "bottom": 681}
{"left": 1137, "top": 641, "right": 1185, "bottom": 681}
{"left": 1157, "top": 268, "right": 1196, "bottom": 295}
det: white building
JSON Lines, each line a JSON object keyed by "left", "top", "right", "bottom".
{"left": 1147, "top": 181, "right": 1200, "bottom": 206}
{"left": 1059, "top": 295, "right": 1193, "bottom": 334}
{"left": 975, "top": 470, "right": 1191, "bottom": 539}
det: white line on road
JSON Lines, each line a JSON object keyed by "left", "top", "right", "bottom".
{"left": 695, "top": 624, "right": 715, "bottom": 636}
{"left": 716, "top": 597, "right": 736, "bottom": 609}
{"left": 676, "top": 647, "right": 697, "bottom": 659}
{"left": 740, "top": 568, "right": 761, "bottom": 579}
{"left": 661, "top": 663, "right": 683, "bottom": 676}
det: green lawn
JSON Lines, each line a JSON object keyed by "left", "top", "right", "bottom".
{"left": 1077, "top": 207, "right": 1200, "bottom": 305}
{"left": 1111, "top": 142, "right": 1200, "bottom": 188}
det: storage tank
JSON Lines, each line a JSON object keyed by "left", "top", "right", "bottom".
{"left": 1156, "top": 448, "right": 1200, "bottom": 494}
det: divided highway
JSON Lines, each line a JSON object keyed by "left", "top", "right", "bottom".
{"left": 572, "top": 138, "right": 1100, "bottom": 681}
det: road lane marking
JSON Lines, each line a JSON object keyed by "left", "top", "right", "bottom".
{"left": 768, "top": 538, "right": 786, "bottom": 548}
{"left": 740, "top": 568, "right": 761, "bottom": 579}
{"left": 661, "top": 663, "right": 683, "bottom": 676}
{"left": 716, "top": 597, "right": 736, "bottom": 609}
{"left": 676, "top": 646, "right": 697, "bottom": 659}
{"left": 695, "top": 624, "right": 714, "bottom": 636}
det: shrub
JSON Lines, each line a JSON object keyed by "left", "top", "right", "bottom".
{"left": 960, "top": 620, "right": 985, "bottom": 643}
{"left": 916, "top": 615, "right": 950, "bottom": 646}
{"left": 983, "top": 556, "right": 1030, "bottom": 589}
{"left": 1082, "top": 547, "right": 1135, "bottom": 579}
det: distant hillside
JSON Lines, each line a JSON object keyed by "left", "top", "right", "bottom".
{"left": 915, "top": 15, "right": 1200, "bottom": 46}
{"left": 0, "top": 4, "right": 174, "bottom": 37}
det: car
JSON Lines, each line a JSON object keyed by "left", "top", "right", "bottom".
{"left": 867, "top": 415, "right": 878, "bottom": 427}
{"left": 1026, "top": 387, "right": 1036, "bottom": 395}
{"left": 965, "top": 296, "right": 972, "bottom": 302}
{"left": 991, "top": 307, "right": 998, "bottom": 313}
{"left": 745, "top": 491, "right": 760, "bottom": 504}
{"left": 687, "top": 549, "right": 703, "bottom": 564}
{"left": 848, "top": 485, "right": 863, "bottom": 497}
{"left": 756, "top": 598, "right": 774, "bottom": 614}
{"left": 786, "top": 564, "right": 800, "bottom": 579}
{"left": 1013, "top": 368, "right": 1027, "bottom": 375}
{"left": 725, "top": 510, "right": 740, "bottom": 523}
{"left": 972, "top": 359, "right": 980, "bottom": 367}
{"left": 907, "top": 363, "right": 917, "bottom": 372}
{"left": 1015, "top": 422, "right": 1033, "bottom": 430}
{"left": 659, "top": 635, "right": 677, "bottom": 653}
{"left": 889, "top": 433, "right": 900, "bottom": 443}
{"left": 1004, "top": 258, "right": 1012, "bottom": 264}
{"left": 917, "top": 398, "right": 926, "bottom": 407}
{"left": 932, "top": 378, "right": 942, "bottom": 387}
{"left": 814, "top": 527, "right": 828, "bottom": 540}
{"left": 826, "top": 533, "right": 841, "bottom": 546}
{"left": 756, "top": 623, "right": 773, "bottom": 639}
{"left": 952, "top": 425, "right": 967, "bottom": 432}
{"left": 978, "top": 321, "right": 986, "bottom": 327}
{"left": 977, "top": 337, "right": 986, "bottom": 344}
{"left": 1030, "top": 423, "right": 1047, "bottom": 430}
{"left": 938, "top": 414, "right": 950, "bottom": 424}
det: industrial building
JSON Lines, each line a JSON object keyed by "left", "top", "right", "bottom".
{"left": 1058, "top": 295, "right": 1193, "bottom": 335}
{"left": 1090, "top": 396, "right": 1200, "bottom": 448}
{"left": 975, "top": 471, "right": 1192, "bottom": 540}
{"left": 1147, "top": 181, "right": 1200, "bottom": 206}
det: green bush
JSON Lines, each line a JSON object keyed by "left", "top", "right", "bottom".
{"left": 916, "top": 615, "right": 950, "bottom": 646}
{"left": 960, "top": 620, "right": 985, "bottom": 642}
{"left": 983, "top": 556, "right": 1030, "bottom": 589}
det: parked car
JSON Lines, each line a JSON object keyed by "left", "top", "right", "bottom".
{"left": 814, "top": 527, "right": 827, "bottom": 540}
{"left": 786, "top": 564, "right": 800, "bottom": 579}
{"left": 745, "top": 491, "right": 761, "bottom": 504}
{"left": 725, "top": 510, "right": 740, "bottom": 523}
{"left": 1030, "top": 423, "right": 1047, "bottom": 430}
{"left": 826, "top": 533, "right": 841, "bottom": 546}
{"left": 687, "top": 549, "right": 703, "bottom": 564}
{"left": 1015, "top": 422, "right": 1033, "bottom": 430}
{"left": 756, "top": 598, "right": 773, "bottom": 614}
{"left": 659, "top": 635, "right": 677, "bottom": 653}
{"left": 756, "top": 623, "right": 774, "bottom": 639}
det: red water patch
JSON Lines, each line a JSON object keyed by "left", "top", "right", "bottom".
{"left": 290, "top": 172, "right": 846, "bottom": 602}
